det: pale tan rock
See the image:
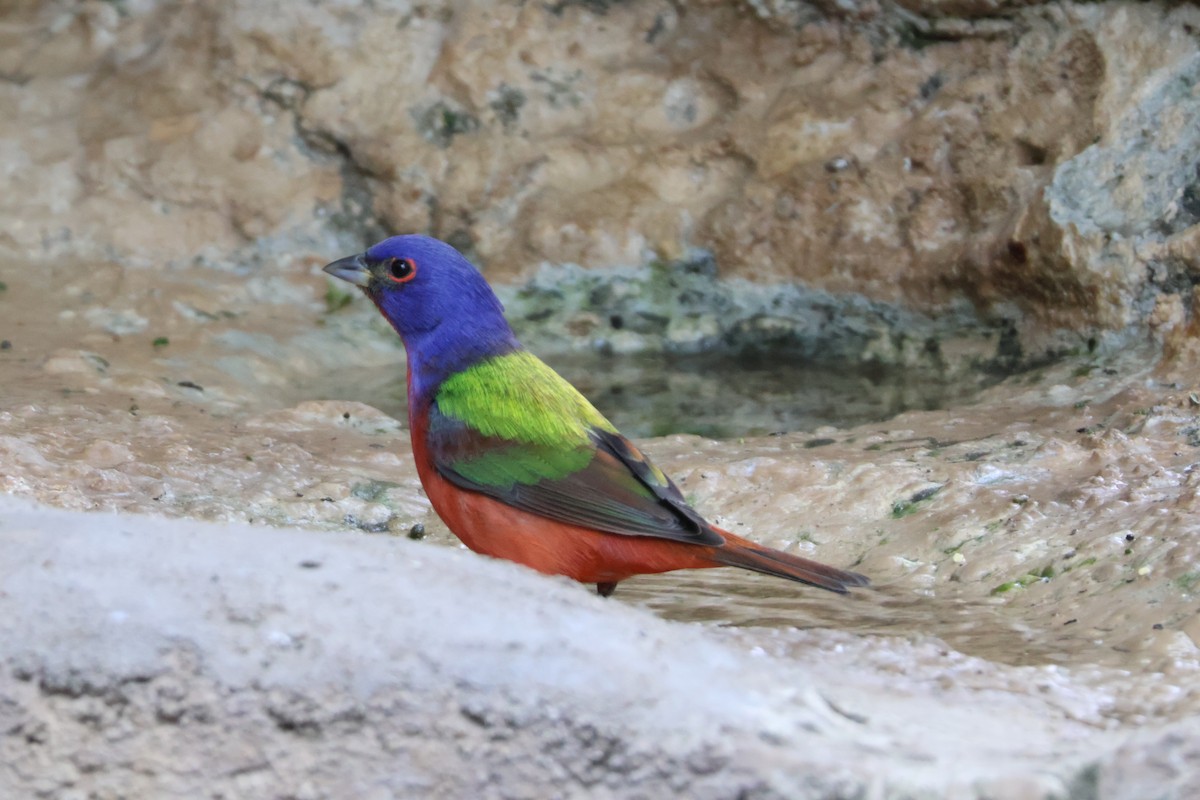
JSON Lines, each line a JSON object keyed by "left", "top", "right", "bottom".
{"left": 4, "top": 0, "right": 1198, "bottom": 359}
{"left": 82, "top": 440, "right": 134, "bottom": 469}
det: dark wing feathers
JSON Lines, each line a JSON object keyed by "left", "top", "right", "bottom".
{"left": 590, "top": 429, "right": 718, "bottom": 540}
{"left": 427, "top": 405, "right": 723, "bottom": 546}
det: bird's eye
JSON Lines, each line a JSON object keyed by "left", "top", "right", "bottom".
{"left": 385, "top": 257, "right": 417, "bottom": 284}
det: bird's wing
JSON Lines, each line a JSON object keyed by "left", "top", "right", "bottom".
{"left": 427, "top": 351, "right": 723, "bottom": 546}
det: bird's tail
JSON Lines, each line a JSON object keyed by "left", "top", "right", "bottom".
{"left": 711, "top": 529, "right": 870, "bottom": 595}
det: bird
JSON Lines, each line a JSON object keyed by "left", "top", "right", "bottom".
{"left": 323, "top": 235, "right": 870, "bottom": 598}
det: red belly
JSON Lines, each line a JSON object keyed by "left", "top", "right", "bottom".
{"left": 417, "top": 462, "right": 719, "bottom": 583}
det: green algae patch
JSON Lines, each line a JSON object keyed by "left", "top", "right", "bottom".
{"left": 350, "top": 479, "right": 403, "bottom": 503}
{"left": 1174, "top": 571, "right": 1200, "bottom": 593}
{"left": 892, "top": 485, "right": 943, "bottom": 518}
{"left": 325, "top": 283, "right": 355, "bottom": 313}
{"left": 991, "top": 564, "right": 1057, "bottom": 595}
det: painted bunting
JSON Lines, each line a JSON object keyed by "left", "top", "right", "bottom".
{"left": 324, "top": 236, "right": 869, "bottom": 597}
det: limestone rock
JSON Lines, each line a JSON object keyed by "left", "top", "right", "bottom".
{"left": 0, "top": 493, "right": 1190, "bottom": 799}
{"left": 3, "top": 1, "right": 1200, "bottom": 355}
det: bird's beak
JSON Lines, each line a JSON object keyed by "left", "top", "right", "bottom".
{"left": 322, "top": 253, "right": 373, "bottom": 287}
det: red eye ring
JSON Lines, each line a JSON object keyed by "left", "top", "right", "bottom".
{"left": 386, "top": 257, "right": 417, "bottom": 283}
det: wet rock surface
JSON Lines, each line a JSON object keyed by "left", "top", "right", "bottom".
{"left": 3, "top": 248, "right": 1200, "bottom": 795}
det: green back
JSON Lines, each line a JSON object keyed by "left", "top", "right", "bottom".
{"left": 428, "top": 350, "right": 719, "bottom": 544}
{"left": 436, "top": 351, "right": 617, "bottom": 487}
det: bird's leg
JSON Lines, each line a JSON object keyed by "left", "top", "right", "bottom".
{"left": 596, "top": 582, "right": 617, "bottom": 598}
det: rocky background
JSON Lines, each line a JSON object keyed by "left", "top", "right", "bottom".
{"left": 5, "top": 0, "right": 1200, "bottom": 363}
{"left": 3, "top": 0, "right": 1200, "bottom": 797}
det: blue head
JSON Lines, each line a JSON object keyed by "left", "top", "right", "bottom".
{"left": 323, "top": 235, "right": 520, "bottom": 391}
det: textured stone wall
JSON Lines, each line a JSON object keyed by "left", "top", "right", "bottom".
{"left": 4, "top": 0, "right": 1200, "bottom": 357}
